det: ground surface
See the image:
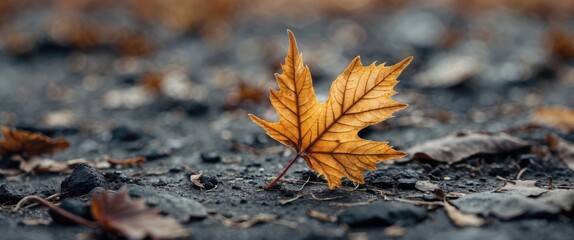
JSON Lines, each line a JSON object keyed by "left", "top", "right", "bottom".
{"left": 1, "top": 1, "right": 574, "bottom": 240}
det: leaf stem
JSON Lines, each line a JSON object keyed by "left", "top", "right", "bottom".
{"left": 12, "top": 195, "right": 97, "bottom": 228}
{"left": 264, "top": 153, "right": 301, "bottom": 190}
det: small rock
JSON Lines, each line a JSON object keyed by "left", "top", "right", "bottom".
{"left": 201, "top": 152, "right": 221, "bottom": 163}
{"left": 60, "top": 163, "right": 109, "bottom": 197}
{"left": 371, "top": 176, "right": 393, "bottom": 188}
{"left": 110, "top": 125, "right": 144, "bottom": 142}
{"left": 415, "top": 180, "right": 440, "bottom": 192}
{"left": 104, "top": 171, "right": 130, "bottom": 184}
{"left": 199, "top": 175, "right": 219, "bottom": 189}
{"left": 397, "top": 178, "right": 418, "bottom": 189}
{"left": 184, "top": 101, "right": 209, "bottom": 116}
{"left": 339, "top": 202, "right": 427, "bottom": 227}
{"left": 0, "top": 184, "right": 25, "bottom": 203}
{"left": 232, "top": 185, "right": 242, "bottom": 190}
{"left": 300, "top": 170, "right": 319, "bottom": 181}
{"left": 50, "top": 199, "right": 92, "bottom": 225}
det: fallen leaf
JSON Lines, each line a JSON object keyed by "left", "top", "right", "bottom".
{"left": 91, "top": 186, "right": 188, "bottom": 240}
{"left": 405, "top": 131, "right": 531, "bottom": 163}
{"left": 415, "top": 180, "right": 440, "bottom": 193}
{"left": 190, "top": 172, "right": 205, "bottom": 189}
{"left": 531, "top": 107, "right": 574, "bottom": 132}
{"left": 547, "top": 134, "right": 574, "bottom": 170}
{"left": 413, "top": 55, "right": 480, "bottom": 88}
{"left": 0, "top": 127, "right": 70, "bottom": 157}
{"left": 249, "top": 30, "right": 411, "bottom": 189}
{"left": 496, "top": 180, "right": 548, "bottom": 197}
{"left": 443, "top": 200, "right": 486, "bottom": 227}
{"left": 224, "top": 81, "right": 266, "bottom": 108}
{"left": 107, "top": 157, "right": 146, "bottom": 166}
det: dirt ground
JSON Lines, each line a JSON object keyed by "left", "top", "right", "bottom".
{"left": 1, "top": 1, "right": 574, "bottom": 240}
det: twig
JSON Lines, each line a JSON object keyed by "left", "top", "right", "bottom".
{"left": 392, "top": 197, "right": 444, "bottom": 206}
{"left": 310, "top": 193, "right": 342, "bottom": 201}
{"left": 329, "top": 200, "right": 373, "bottom": 207}
{"left": 344, "top": 183, "right": 360, "bottom": 192}
{"left": 295, "top": 177, "right": 310, "bottom": 191}
{"left": 279, "top": 194, "right": 306, "bottom": 205}
{"left": 516, "top": 167, "right": 529, "bottom": 180}
{"left": 12, "top": 196, "right": 96, "bottom": 228}
{"left": 22, "top": 192, "right": 61, "bottom": 209}
{"left": 547, "top": 176, "right": 554, "bottom": 190}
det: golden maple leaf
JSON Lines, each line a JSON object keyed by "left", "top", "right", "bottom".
{"left": 249, "top": 30, "right": 412, "bottom": 189}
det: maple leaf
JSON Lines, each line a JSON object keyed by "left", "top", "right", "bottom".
{"left": 0, "top": 127, "right": 70, "bottom": 157}
{"left": 249, "top": 30, "right": 411, "bottom": 189}
{"left": 91, "top": 186, "right": 188, "bottom": 240}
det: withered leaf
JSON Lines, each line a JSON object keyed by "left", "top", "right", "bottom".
{"left": 547, "top": 134, "right": 574, "bottom": 171}
{"left": 531, "top": 107, "right": 574, "bottom": 132}
{"left": 405, "top": 131, "right": 531, "bottom": 164}
{"left": 249, "top": 30, "right": 411, "bottom": 189}
{"left": 91, "top": 186, "right": 188, "bottom": 240}
{"left": 0, "top": 127, "right": 70, "bottom": 157}
{"left": 496, "top": 180, "right": 548, "bottom": 197}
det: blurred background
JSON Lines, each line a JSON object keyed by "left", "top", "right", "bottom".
{"left": 0, "top": 0, "right": 574, "bottom": 147}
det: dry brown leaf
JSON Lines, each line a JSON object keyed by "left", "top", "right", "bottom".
{"left": 547, "top": 134, "right": 574, "bottom": 171}
{"left": 0, "top": 127, "right": 70, "bottom": 157}
{"left": 405, "top": 131, "right": 531, "bottom": 163}
{"left": 532, "top": 107, "right": 574, "bottom": 132}
{"left": 107, "top": 157, "right": 145, "bottom": 166}
{"left": 249, "top": 30, "right": 411, "bottom": 189}
{"left": 91, "top": 186, "right": 188, "bottom": 240}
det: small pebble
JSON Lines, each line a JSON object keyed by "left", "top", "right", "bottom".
{"left": 201, "top": 152, "right": 221, "bottom": 163}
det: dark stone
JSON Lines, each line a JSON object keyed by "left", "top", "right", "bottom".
{"left": 104, "top": 171, "right": 130, "bottom": 184}
{"left": 232, "top": 185, "right": 242, "bottom": 190}
{"left": 201, "top": 152, "right": 221, "bottom": 163}
{"left": 300, "top": 170, "right": 319, "bottom": 181}
{"left": 50, "top": 199, "right": 92, "bottom": 225}
{"left": 60, "top": 163, "right": 109, "bottom": 197}
{"left": 142, "top": 150, "right": 171, "bottom": 161}
{"left": 370, "top": 176, "right": 393, "bottom": 188}
{"left": 339, "top": 202, "right": 427, "bottom": 227}
{"left": 128, "top": 185, "right": 207, "bottom": 222}
{"left": 110, "top": 126, "right": 145, "bottom": 142}
{"left": 184, "top": 101, "right": 209, "bottom": 116}
{"left": 488, "top": 165, "right": 513, "bottom": 177}
{"left": 199, "top": 175, "right": 218, "bottom": 189}
{"left": 0, "top": 184, "right": 25, "bottom": 203}
{"left": 397, "top": 178, "right": 418, "bottom": 189}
